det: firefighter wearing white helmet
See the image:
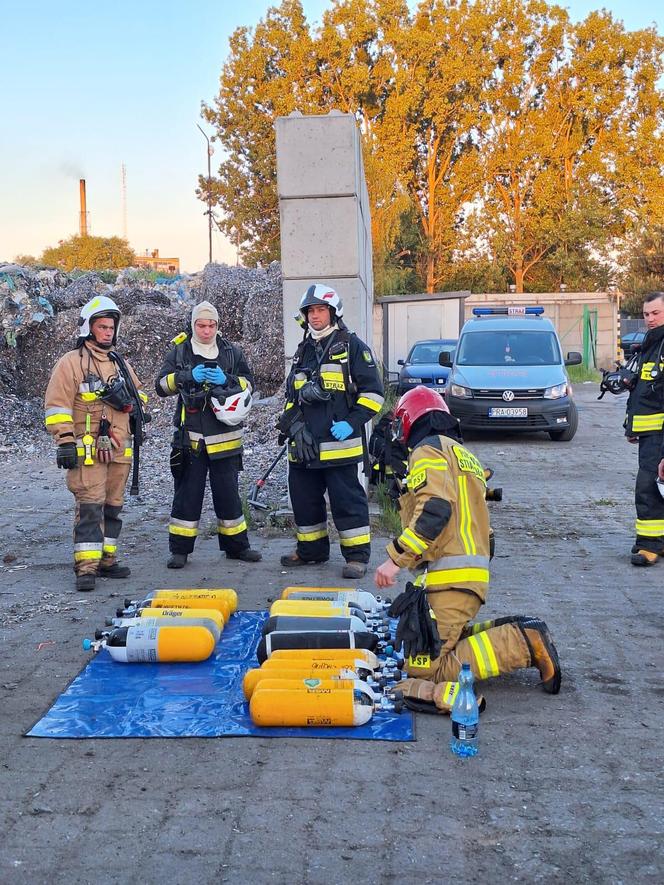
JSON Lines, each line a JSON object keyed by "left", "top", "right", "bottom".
{"left": 277, "top": 283, "right": 385, "bottom": 579}
{"left": 44, "top": 296, "right": 147, "bottom": 592}
{"left": 155, "top": 300, "right": 261, "bottom": 568}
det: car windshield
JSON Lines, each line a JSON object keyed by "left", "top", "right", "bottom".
{"left": 408, "top": 342, "right": 456, "bottom": 364}
{"left": 456, "top": 330, "right": 561, "bottom": 366}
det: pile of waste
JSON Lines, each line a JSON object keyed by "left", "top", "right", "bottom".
{"left": 0, "top": 261, "right": 289, "bottom": 510}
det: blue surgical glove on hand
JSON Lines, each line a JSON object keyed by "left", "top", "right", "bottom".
{"left": 192, "top": 364, "right": 207, "bottom": 383}
{"left": 330, "top": 420, "right": 353, "bottom": 441}
{"left": 205, "top": 366, "right": 226, "bottom": 385}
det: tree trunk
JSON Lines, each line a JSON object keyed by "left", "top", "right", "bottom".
{"left": 514, "top": 263, "right": 524, "bottom": 293}
{"left": 426, "top": 252, "right": 435, "bottom": 294}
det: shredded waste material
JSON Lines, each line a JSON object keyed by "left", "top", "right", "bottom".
{"left": 0, "top": 262, "right": 289, "bottom": 513}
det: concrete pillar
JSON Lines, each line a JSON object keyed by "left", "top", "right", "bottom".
{"left": 275, "top": 111, "right": 374, "bottom": 360}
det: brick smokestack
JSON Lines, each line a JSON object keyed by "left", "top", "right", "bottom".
{"left": 79, "top": 179, "right": 88, "bottom": 237}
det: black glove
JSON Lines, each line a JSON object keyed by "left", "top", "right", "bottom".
{"left": 388, "top": 582, "right": 441, "bottom": 660}
{"left": 56, "top": 442, "right": 78, "bottom": 469}
{"left": 290, "top": 418, "right": 319, "bottom": 464}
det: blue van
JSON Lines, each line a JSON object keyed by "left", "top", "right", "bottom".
{"left": 441, "top": 307, "right": 582, "bottom": 441}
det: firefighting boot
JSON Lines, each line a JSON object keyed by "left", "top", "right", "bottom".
{"left": 519, "top": 619, "right": 561, "bottom": 694}
{"left": 280, "top": 551, "right": 329, "bottom": 567}
{"left": 342, "top": 561, "right": 367, "bottom": 579}
{"left": 630, "top": 549, "right": 660, "bottom": 567}
{"left": 99, "top": 562, "right": 131, "bottom": 578}
{"left": 76, "top": 574, "right": 96, "bottom": 592}
{"left": 167, "top": 553, "right": 188, "bottom": 569}
{"left": 462, "top": 614, "right": 529, "bottom": 639}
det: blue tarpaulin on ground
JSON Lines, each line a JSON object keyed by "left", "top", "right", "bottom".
{"left": 27, "top": 611, "right": 414, "bottom": 741}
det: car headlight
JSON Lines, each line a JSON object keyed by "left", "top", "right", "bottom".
{"left": 543, "top": 382, "right": 568, "bottom": 399}
{"left": 405, "top": 377, "right": 422, "bottom": 384}
{"left": 449, "top": 383, "right": 472, "bottom": 398}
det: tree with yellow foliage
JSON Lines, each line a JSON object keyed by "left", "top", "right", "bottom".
{"left": 41, "top": 236, "right": 136, "bottom": 272}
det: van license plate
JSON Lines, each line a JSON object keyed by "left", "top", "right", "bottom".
{"left": 489, "top": 407, "right": 528, "bottom": 418}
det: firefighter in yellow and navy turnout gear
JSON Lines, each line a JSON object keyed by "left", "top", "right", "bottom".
{"left": 156, "top": 300, "right": 261, "bottom": 569}
{"left": 278, "top": 284, "right": 384, "bottom": 579}
{"left": 624, "top": 292, "right": 664, "bottom": 566}
{"left": 374, "top": 386, "right": 561, "bottom": 708}
{"left": 44, "top": 296, "right": 147, "bottom": 592}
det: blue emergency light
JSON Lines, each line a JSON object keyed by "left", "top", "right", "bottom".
{"left": 472, "top": 306, "right": 545, "bottom": 317}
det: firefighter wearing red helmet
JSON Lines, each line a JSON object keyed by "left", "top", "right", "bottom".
{"left": 374, "top": 385, "right": 562, "bottom": 710}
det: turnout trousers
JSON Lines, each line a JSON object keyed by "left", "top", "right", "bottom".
{"left": 168, "top": 449, "right": 248, "bottom": 556}
{"left": 404, "top": 586, "right": 531, "bottom": 685}
{"left": 633, "top": 434, "right": 664, "bottom": 554}
{"left": 288, "top": 463, "right": 371, "bottom": 564}
{"left": 66, "top": 461, "right": 131, "bottom": 576}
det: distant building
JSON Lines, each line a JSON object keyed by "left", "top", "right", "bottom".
{"left": 134, "top": 249, "right": 180, "bottom": 275}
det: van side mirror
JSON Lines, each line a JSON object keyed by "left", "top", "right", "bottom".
{"left": 565, "top": 351, "right": 582, "bottom": 366}
{"left": 438, "top": 351, "right": 452, "bottom": 366}
{"left": 397, "top": 359, "right": 405, "bottom": 366}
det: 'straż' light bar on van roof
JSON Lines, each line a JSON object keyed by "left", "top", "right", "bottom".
{"left": 472, "top": 306, "right": 545, "bottom": 316}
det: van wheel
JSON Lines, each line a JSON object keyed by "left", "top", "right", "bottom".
{"left": 548, "top": 402, "right": 578, "bottom": 441}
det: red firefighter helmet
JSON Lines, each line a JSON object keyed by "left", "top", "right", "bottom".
{"left": 393, "top": 386, "right": 450, "bottom": 444}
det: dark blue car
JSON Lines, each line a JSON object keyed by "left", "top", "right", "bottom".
{"left": 397, "top": 339, "right": 457, "bottom": 395}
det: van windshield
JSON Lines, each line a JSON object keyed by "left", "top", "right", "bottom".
{"left": 456, "top": 330, "right": 561, "bottom": 366}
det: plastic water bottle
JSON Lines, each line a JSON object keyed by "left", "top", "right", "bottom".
{"left": 450, "top": 662, "right": 479, "bottom": 757}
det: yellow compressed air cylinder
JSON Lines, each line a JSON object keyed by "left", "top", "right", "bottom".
{"left": 139, "top": 607, "right": 225, "bottom": 631}
{"left": 101, "top": 625, "right": 216, "bottom": 663}
{"left": 269, "top": 599, "right": 352, "bottom": 618}
{"left": 154, "top": 588, "right": 237, "bottom": 614}
{"left": 147, "top": 595, "right": 232, "bottom": 623}
{"left": 280, "top": 586, "right": 350, "bottom": 599}
{"left": 249, "top": 682, "right": 374, "bottom": 727}
{"left": 260, "top": 657, "right": 367, "bottom": 673}
{"left": 243, "top": 666, "right": 359, "bottom": 700}
{"left": 268, "top": 648, "right": 379, "bottom": 669}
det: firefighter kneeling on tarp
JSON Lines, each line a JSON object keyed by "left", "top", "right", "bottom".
{"left": 44, "top": 297, "right": 147, "bottom": 592}
{"left": 374, "top": 386, "right": 562, "bottom": 713}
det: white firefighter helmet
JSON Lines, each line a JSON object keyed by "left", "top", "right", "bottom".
{"left": 211, "top": 387, "right": 253, "bottom": 426}
{"left": 79, "top": 296, "right": 121, "bottom": 343}
{"left": 299, "top": 284, "right": 344, "bottom": 322}
{"left": 657, "top": 477, "right": 664, "bottom": 500}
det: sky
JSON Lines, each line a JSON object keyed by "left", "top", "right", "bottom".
{"left": 0, "top": 0, "right": 660, "bottom": 274}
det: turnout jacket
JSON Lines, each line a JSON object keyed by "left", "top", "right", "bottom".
{"left": 44, "top": 341, "right": 145, "bottom": 464}
{"left": 386, "top": 434, "right": 491, "bottom": 602}
{"left": 283, "top": 329, "right": 384, "bottom": 468}
{"left": 625, "top": 323, "right": 664, "bottom": 454}
{"left": 155, "top": 335, "right": 253, "bottom": 460}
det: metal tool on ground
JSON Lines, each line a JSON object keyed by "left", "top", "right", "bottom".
{"left": 248, "top": 444, "right": 287, "bottom": 510}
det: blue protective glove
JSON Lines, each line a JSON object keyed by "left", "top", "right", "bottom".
{"left": 330, "top": 420, "right": 353, "bottom": 441}
{"left": 192, "top": 364, "right": 207, "bottom": 383}
{"left": 205, "top": 366, "right": 226, "bottom": 385}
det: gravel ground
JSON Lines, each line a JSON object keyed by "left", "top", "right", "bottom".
{"left": 0, "top": 384, "right": 663, "bottom": 884}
